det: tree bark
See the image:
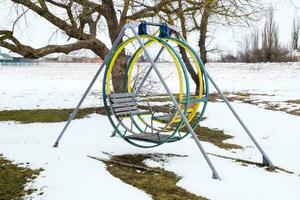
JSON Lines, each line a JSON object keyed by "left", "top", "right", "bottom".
{"left": 173, "top": 0, "right": 200, "bottom": 94}
{"left": 198, "top": 9, "right": 210, "bottom": 65}
{"left": 178, "top": 47, "right": 200, "bottom": 95}
{"left": 111, "top": 55, "right": 128, "bottom": 93}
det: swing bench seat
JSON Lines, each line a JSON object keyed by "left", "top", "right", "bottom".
{"left": 152, "top": 97, "right": 207, "bottom": 123}
{"left": 110, "top": 93, "right": 181, "bottom": 144}
{"left": 125, "top": 133, "right": 180, "bottom": 144}
{"left": 109, "top": 93, "right": 152, "bottom": 117}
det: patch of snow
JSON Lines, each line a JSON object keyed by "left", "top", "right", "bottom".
{"left": 1, "top": 62, "right": 300, "bottom": 199}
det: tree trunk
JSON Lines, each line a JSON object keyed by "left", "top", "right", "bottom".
{"left": 199, "top": 9, "right": 210, "bottom": 64}
{"left": 103, "top": 0, "right": 127, "bottom": 93}
{"left": 112, "top": 54, "right": 128, "bottom": 93}
{"left": 178, "top": 47, "right": 200, "bottom": 95}
{"left": 174, "top": 2, "right": 200, "bottom": 95}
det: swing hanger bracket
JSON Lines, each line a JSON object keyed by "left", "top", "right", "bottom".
{"left": 127, "top": 20, "right": 180, "bottom": 36}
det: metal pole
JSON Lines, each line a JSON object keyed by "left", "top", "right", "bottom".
{"left": 134, "top": 47, "right": 164, "bottom": 96}
{"left": 205, "top": 72, "right": 273, "bottom": 166}
{"left": 130, "top": 24, "right": 221, "bottom": 180}
{"left": 53, "top": 27, "right": 127, "bottom": 147}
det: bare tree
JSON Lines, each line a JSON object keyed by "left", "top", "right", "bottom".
{"left": 291, "top": 17, "right": 300, "bottom": 50}
{"left": 250, "top": 29, "right": 263, "bottom": 62}
{"left": 180, "top": 0, "right": 262, "bottom": 64}
{"left": 0, "top": 0, "right": 177, "bottom": 91}
{"left": 251, "top": 30, "right": 259, "bottom": 52}
{"left": 238, "top": 35, "right": 251, "bottom": 62}
{"left": 220, "top": 51, "right": 237, "bottom": 62}
{"left": 261, "top": 7, "right": 280, "bottom": 62}
{"left": 0, "top": 0, "right": 263, "bottom": 91}
{"left": 198, "top": 8, "right": 210, "bottom": 64}
{"left": 237, "top": 8, "right": 291, "bottom": 63}
{"left": 154, "top": 0, "right": 261, "bottom": 93}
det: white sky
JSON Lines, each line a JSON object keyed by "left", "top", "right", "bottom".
{"left": 0, "top": 0, "right": 300, "bottom": 58}
{"left": 206, "top": 0, "right": 300, "bottom": 57}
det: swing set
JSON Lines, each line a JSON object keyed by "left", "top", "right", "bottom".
{"left": 53, "top": 21, "right": 273, "bottom": 180}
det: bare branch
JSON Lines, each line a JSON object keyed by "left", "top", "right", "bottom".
{"left": 120, "top": 0, "right": 130, "bottom": 24}
{"left": 45, "top": 0, "right": 67, "bottom": 9}
{"left": 0, "top": 30, "right": 92, "bottom": 58}
{"left": 127, "top": 0, "right": 177, "bottom": 20}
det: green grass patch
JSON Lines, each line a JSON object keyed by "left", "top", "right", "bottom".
{"left": 146, "top": 96, "right": 172, "bottom": 103}
{"left": 209, "top": 92, "right": 273, "bottom": 103}
{"left": 208, "top": 153, "right": 294, "bottom": 174}
{"left": 287, "top": 99, "right": 300, "bottom": 104}
{"left": 287, "top": 109, "right": 300, "bottom": 116}
{"left": 179, "top": 124, "right": 243, "bottom": 150}
{"left": 170, "top": 115, "right": 242, "bottom": 150}
{"left": 235, "top": 159, "right": 291, "bottom": 173}
{"left": 195, "top": 127, "right": 242, "bottom": 150}
{"left": 0, "top": 154, "right": 42, "bottom": 200}
{"left": 209, "top": 92, "right": 300, "bottom": 117}
{"left": 103, "top": 154, "right": 208, "bottom": 200}
{"left": 228, "top": 92, "right": 252, "bottom": 97}
{"left": 265, "top": 102, "right": 300, "bottom": 116}
{"left": 209, "top": 92, "right": 250, "bottom": 102}
{"left": 0, "top": 107, "right": 106, "bottom": 123}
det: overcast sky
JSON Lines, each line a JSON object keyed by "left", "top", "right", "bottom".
{"left": 0, "top": 0, "right": 300, "bottom": 58}
{"left": 206, "top": 0, "right": 300, "bottom": 58}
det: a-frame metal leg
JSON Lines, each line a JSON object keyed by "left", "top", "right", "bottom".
{"left": 205, "top": 72, "right": 273, "bottom": 166}
{"left": 129, "top": 24, "right": 222, "bottom": 180}
{"left": 53, "top": 27, "right": 127, "bottom": 147}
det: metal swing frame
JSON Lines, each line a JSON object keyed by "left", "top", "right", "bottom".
{"left": 53, "top": 21, "right": 273, "bottom": 180}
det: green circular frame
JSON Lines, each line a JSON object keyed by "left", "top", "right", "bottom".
{"left": 102, "top": 34, "right": 209, "bottom": 148}
{"left": 102, "top": 35, "right": 190, "bottom": 148}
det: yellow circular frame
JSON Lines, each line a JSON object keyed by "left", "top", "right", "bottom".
{"left": 104, "top": 35, "right": 187, "bottom": 132}
{"left": 126, "top": 38, "right": 204, "bottom": 124}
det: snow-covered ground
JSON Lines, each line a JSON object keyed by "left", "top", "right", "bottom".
{"left": 0, "top": 63, "right": 300, "bottom": 200}
{"left": 1, "top": 62, "right": 300, "bottom": 110}
{"left": 0, "top": 63, "right": 103, "bottom": 110}
{"left": 206, "top": 62, "right": 300, "bottom": 101}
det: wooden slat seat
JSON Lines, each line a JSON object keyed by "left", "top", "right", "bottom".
{"left": 125, "top": 133, "right": 180, "bottom": 143}
{"left": 152, "top": 97, "right": 206, "bottom": 123}
{"left": 109, "top": 93, "right": 151, "bottom": 117}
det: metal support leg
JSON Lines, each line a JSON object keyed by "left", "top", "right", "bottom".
{"left": 130, "top": 25, "right": 221, "bottom": 180}
{"left": 205, "top": 72, "right": 273, "bottom": 166}
{"left": 53, "top": 27, "right": 127, "bottom": 147}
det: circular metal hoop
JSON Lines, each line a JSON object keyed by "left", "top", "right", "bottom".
{"left": 161, "top": 36, "right": 209, "bottom": 140}
{"left": 103, "top": 35, "right": 190, "bottom": 148}
{"left": 102, "top": 34, "right": 209, "bottom": 148}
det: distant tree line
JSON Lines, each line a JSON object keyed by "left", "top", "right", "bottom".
{"left": 221, "top": 7, "right": 299, "bottom": 63}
